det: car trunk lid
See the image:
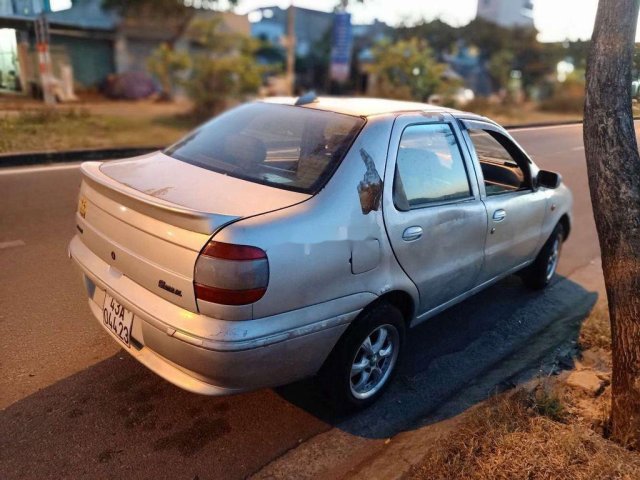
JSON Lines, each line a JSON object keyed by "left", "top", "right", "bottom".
{"left": 76, "top": 153, "right": 309, "bottom": 311}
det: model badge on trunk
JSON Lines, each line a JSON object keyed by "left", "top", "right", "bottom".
{"left": 158, "top": 280, "right": 183, "bottom": 297}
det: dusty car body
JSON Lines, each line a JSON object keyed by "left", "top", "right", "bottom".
{"left": 69, "top": 97, "right": 572, "bottom": 407}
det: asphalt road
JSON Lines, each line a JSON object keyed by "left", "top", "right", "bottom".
{"left": 0, "top": 123, "right": 632, "bottom": 479}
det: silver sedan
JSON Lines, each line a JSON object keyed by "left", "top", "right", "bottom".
{"left": 69, "top": 96, "right": 572, "bottom": 409}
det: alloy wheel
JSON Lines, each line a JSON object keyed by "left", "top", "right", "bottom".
{"left": 349, "top": 324, "right": 400, "bottom": 400}
{"left": 546, "top": 235, "right": 561, "bottom": 281}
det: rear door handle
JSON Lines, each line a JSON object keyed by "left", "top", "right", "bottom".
{"left": 492, "top": 209, "right": 507, "bottom": 222}
{"left": 402, "top": 226, "right": 423, "bottom": 241}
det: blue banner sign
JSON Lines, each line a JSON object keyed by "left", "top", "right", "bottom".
{"left": 330, "top": 12, "right": 353, "bottom": 83}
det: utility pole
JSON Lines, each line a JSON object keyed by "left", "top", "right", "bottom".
{"left": 35, "top": 14, "right": 56, "bottom": 105}
{"left": 285, "top": 2, "right": 296, "bottom": 96}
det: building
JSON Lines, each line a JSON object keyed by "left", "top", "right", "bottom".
{"left": 0, "top": 0, "right": 118, "bottom": 93}
{"left": 0, "top": 0, "right": 249, "bottom": 96}
{"left": 115, "top": 10, "right": 249, "bottom": 76}
{"left": 476, "top": 0, "right": 534, "bottom": 28}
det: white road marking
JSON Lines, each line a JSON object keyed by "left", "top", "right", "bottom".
{"left": 0, "top": 162, "right": 82, "bottom": 176}
{"left": 571, "top": 146, "right": 585, "bottom": 151}
{"left": 0, "top": 240, "right": 26, "bottom": 249}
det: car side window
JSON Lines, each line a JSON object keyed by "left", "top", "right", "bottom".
{"left": 393, "top": 124, "right": 472, "bottom": 210}
{"left": 467, "top": 129, "right": 531, "bottom": 196}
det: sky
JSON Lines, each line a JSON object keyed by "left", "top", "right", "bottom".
{"left": 229, "top": 0, "right": 640, "bottom": 43}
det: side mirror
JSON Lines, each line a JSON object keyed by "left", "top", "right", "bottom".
{"left": 537, "top": 170, "right": 562, "bottom": 189}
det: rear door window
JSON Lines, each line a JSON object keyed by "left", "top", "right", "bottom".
{"left": 393, "top": 123, "right": 472, "bottom": 210}
{"left": 164, "top": 103, "right": 365, "bottom": 194}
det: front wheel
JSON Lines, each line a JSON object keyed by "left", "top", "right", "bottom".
{"left": 521, "top": 223, "right": 564, "bottom": 290}
{"left": 318, "top": 303, "right": 405, "bottom": 410}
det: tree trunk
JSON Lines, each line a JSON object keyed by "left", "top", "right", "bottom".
{"left": 584, "top": 0, "right": 640, "bottom": 448}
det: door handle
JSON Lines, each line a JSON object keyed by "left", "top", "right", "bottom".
{"left": 402, "top": 226, "right": 423, "bottom": 241}
{"left": 492, "top": 209, "right": 507, "bottom": 222}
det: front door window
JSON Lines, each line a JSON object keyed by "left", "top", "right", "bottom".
{"left": 467, "top": 128, "right": 532, "bottom": 196}
{"left": 394, "top": 123, "right": 473, "bottom": 210}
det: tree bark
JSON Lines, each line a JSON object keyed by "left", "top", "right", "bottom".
{"left": 584, "top": 0, "right": 640, "bottom": 448}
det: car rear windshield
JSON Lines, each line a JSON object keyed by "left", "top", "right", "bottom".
{"left": 164, "top": 103, "right": 365, "bottom": 194}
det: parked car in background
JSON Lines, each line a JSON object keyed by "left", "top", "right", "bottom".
{"left": 632, "top": 79, "right": 640, "bottom": 100}
{"left": 69, "top": 96, "right": 572, "bottom": 409}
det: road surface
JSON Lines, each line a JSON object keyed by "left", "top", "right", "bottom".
{"left": 0, "top": 123, "right": 630, "bottom": 479}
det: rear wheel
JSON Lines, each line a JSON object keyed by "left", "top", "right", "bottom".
{"left": 318, "top": 303, "right": 405, "bottom": 410}
{"left": 521, "top": 223, "right": 564, "bottom": 290}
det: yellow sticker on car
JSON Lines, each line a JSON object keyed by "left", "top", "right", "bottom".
{"left": 79, "top": 197, "right": 87, "bottom": 218}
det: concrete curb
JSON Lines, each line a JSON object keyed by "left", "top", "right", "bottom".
{"left": 504, "top": 119, "right": 583, "bottom": 129}
{"left": 0, "top": 146, "right": 162, "bottom": 168}
{"left": 504, "top": 115, "right": 640, "bottom": 130}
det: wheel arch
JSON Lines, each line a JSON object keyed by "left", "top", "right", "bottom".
{"left": 559, "top": 213, "right": 571, "bottom": 240}
{"left": 365, "top": 290, "right": 416, "bottom": 327}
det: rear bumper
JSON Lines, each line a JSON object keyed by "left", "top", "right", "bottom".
{"left": 68, "top": 235, "right": 368, "bottom": 395}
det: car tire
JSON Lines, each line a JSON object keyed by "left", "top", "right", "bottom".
{"left": 318, "top": 302, "right": 405, "bottom": 411}
{"left": 521, "top": 223, "right": 564, "bottom": 290}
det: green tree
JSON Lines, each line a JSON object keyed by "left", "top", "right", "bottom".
{"left": 183, "top": 16, "right": 262, "bottom": 118}
{"left": 102, "top": 0, "right": 238, "bottom": 46}
{"left": 488, "top": 49, "right": 514, "bottom": 92}
{"left": 146, "top": 43, "right": 191, "bottom": 101}
{"left": 397, "top": 17, "right": 562, "bottom": 98}
{"left": 397, "top": 19, "right": 458, "bottom": 55}
{"left": 369, "top": 38, "right": 447, "bottom": 102}
{"left": 509, "top": 26, "right": 552, "bottom": 92}
{"left": 461, "top": 18, "right": 511, "bottom": 60}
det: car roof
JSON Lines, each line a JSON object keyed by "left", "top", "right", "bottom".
{"left": 261, "top": 96, "right": 464, "bottom": 118}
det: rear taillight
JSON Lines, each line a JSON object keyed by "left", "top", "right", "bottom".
{"left": 194, "top": 241, "right": 268, "bottom": 306}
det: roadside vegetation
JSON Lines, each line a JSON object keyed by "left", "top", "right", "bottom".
{"left": 408, "top": 386, "right": 640, "bottom": 480}
{"left": 0, "top": 103, "right": 194, "bottom": 154}
{"left": 367, "top": 38, "right": 450, "bottom": 102}
{"left": 182, "top": 17, "right": 263, "bottom": 119}
{"left": 1, "top": 99, "right": 638, "bottom": 156}
{"left": 408, "top": 296, "right": 640, "bottom": 479}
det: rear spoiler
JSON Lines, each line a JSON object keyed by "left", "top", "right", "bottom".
{"left": 80, "top": 162, "right": 239, "bottom": 235}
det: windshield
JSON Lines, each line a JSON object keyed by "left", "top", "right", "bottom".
{"left": 164, "top": 103, "right": 365, "bottom": 194}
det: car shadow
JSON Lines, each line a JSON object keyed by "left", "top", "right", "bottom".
{"left": 276, "top": 274, "right": 597, "bottom": 438}
{"left": 0, "top": 275, "right": 596, "bottom": 480}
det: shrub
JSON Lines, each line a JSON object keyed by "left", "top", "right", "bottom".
{"left": 539, "top": 78, "right": 585, "bottom": 113}
{"left": 147, "top": 43, "right": 191, "bottom": 101}
{"left": 182, "top": 16, "right": 262, "bottom": 119}
{"left": 368, "top": 38, "right": 452, "bottom": 102}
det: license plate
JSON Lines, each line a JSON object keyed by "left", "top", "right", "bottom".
{"left": 103, "top": 293, "right": 134, "bottom": 347}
